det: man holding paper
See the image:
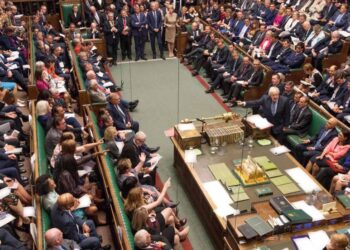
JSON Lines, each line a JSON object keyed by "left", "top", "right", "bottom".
{"left": 237, "top": 86, "right": 290, "bottom": 138}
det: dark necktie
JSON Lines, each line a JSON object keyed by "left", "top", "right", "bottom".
{"left": 271, "top": 101, "right": 277, "bottom": 116}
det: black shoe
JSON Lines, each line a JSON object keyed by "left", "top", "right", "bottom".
{"left": 153, "top": 54, "right": 156, "bottom": 59}
{"left": 223, "top": 99, "right": 230, "bottom": 103}
{"left": 129, "top": 104, "right": 137, "bottom": 112}
{"left": 135, "top": 58, "right": 140, "bottom": 61}
{"left": 161, "top": 55, "right": 166, "bottom": 60}
{"left": 18, "top": 163, "right": 24, "bottom": 168}
{"left": 221, "top": 93, "right": 227, "bottom": 97}
{"left": 129, "top": 100, "right": 139, "bottom": 107}
{"left": 227, "top": 102, "right": 237, "bottom": 107}
{"left": 122, "top": 56, "right": 126, "bottom": 61}
{"left": 148, "top": 146, "right": 160, "bottom": 153}
{"left": 141, "top": 57, "right": 148, "bottom": 61}
{"left": 168, "top": 201, "right": 180, "bottom": 208}
{"left": 207, "top": 80, "right": 212, "bottom": 84}
{"left": 21, "top": 114, "right": 29, "bottom": 122}
{"left": 115, "top": 87, "right": 122, "bottom": 92}
{"left": 102, "top": 245, "right": 111, "bottom": 250}
{"left": 128, "top": 56, "right": 132, "bottom": 60}
{"left": 205, "top": 89, "right": 214, "bottom": 93}
{"left": 192, "top": 71, "right": 198, "bottom": 76}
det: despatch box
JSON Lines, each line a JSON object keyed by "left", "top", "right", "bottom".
{"left": 174, "top": 125, "right": 202, "bottom": 150}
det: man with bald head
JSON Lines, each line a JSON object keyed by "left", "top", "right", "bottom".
{"left": 107, "top": 92, "right": 139, "bottom": 132}
{"left": 51, "top": 193, "right": 110, "bottom": 250}
{"left": 295, "top": 118, "right": 338, "bottom": 166}
{"left": 46, "top": 228, "right": 81, "bottom": 250}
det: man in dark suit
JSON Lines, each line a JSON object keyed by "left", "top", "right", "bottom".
{"left": 207, "top": 50, "right": 242, "bottom": 95}
{"left": 238, "top": 86, "right": 290, "bottom": 137}
{"left": 147, "top": 2, "right": 164, "bottom": 59}
{"left": 225, "top": 59, "right": 264, "bottom": 106}
{"left": 183, "top": 26, "right": 211, "bottom": 64}
{"left": 46, "top": 228, "right": 81, "bottom": 250}
{"left": 87, "top": 6, "right": 105, "bottom": 27}
{"left": 191, "top": 33, "right": 217, "bottom": 76}
{"left": 185, "top": 22, "right": 202, "bottom": 54}
{"left": 107, "top": 93, "right": 139, "bottom": 132}
{"left": 295, "top": 118, "right": 338, "bottom": 166}
{"left": 311, "top": 0, "right": 337, "bottom": 25}
{"left": 86, "top": 22, "right": 101, "bottom": 39}
{"left": 324, "top": 4, "right": 349, "bottom": 31}
{"left": 330, "top": 81, "right": 350, "bottom": 122}
{"left": 270, "top": 42, "right": 305, "bottom": 74}
{"left": 68, "top": 4, "right": 83, "bottom": 27}
{"left": 323, "top": 70, "right": 348, "bottom": 104}
{"left": 203, "top": 39, "right": 229, "bottom": 79}
{"left": 312, "top": 31, "right": 343, "bottom": 71}
{"left": 264, "top": 39, "right": 293, "bottom": 66}
{"left": 117, "top": 10, "right": 132, "bottom": 60}
{"left": 0, "top": 228, "right": 26, "bottom": 249}
{"left": 283, "top": 96, "right": 312, "bottom": 136}
{"left": 103, "top": 12, "right": 119, "bottom": 65}
{"left": 260, "top": 33, "right": 282, "bottom": 62}
{"left": 131, "top": 4, "right": 148, "bottom": 61}
{"left": 51, "top": 193, "right": 106, "bottom": 250}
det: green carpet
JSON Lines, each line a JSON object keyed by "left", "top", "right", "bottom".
{"left": 112, "top": 58, "right": 231, "bottom": 249}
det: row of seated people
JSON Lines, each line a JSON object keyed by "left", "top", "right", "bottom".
{"left": 0, "top": 1, "right": 54, "bottom": 249}
{"left": 195, "top": 0, "right": 348, "bottom": 75}
{"left": 34, "top": 94, "right": 190, "bottom": 249}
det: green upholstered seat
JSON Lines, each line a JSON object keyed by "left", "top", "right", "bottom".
{"left": 90, "top": 111, "right": 134, "bottom": 248}
{"left": 69, "top": 42, "right": 86, "bottom": 91}
{"left": 287, "top": 107, "right": 328, "bottom": 148}
{"left": 36, "top": 120, "right": 50, "bottom": 249}
{"left": 61, "top": 4, "right": 81, "bottom": 28}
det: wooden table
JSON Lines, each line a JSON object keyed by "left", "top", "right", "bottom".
{"left": 171, "top": 135, "right": 350, "bottom": 250}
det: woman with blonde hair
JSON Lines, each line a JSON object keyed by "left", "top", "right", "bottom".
{"left": 104, "top": 126, "right": 126, "bottom": 163}
{"left": 124, "top": 182, "right": 187, "bottom": 229}
{"left": 132, "top": 207, "right": 189, "bottom": 248}
{"left": 36, "top": 99, "right": 52, "bottom": 133}
{"left": 164, "top": 5, "right": 177, "bottom": 57}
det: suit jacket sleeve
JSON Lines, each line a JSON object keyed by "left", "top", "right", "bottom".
{"left": 245, "top": 95, "right": 265, "bottom": 108}
{"left": 289, "top": 109, "right": 312, "bottom": 130}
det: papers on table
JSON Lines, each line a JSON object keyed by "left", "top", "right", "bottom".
{"left": 308, "top": 230, "right": 330, "bottom": 250}
{"left": 0, "top": 187, "right": 10, "bottom": 199}
{"left": 236, "top": 80, "right": 246, "bottom": 85}
{"left": 0, "top": 213, "right": 15, "bottom": 227}
{"left": 203, "top": 180, "right": 233, "bottom": 207}
{"left": 97, "top": 72, "right": 104, "bottom": 77}
{"left": 344, "top": 115, "right": 350, "bottom": 123}
{"left": 8, "top": 64, "right": 18, "bottom": 70}
{"left": 214, "top": 204, "right": 239, "bottom": 219}
{"left": 23, "top": 64, "right": 30, "bottom": 70}
{"left": 177, "top": 123, "right": 195, "bottom": 131}
{"left": 5, "top": 147, "right": 22, "bottom": 154}
{"left": 184, "top": 149, "right": 197, "bottom": 163}
{"left": 285, "top": 167, "right": 321, "bottom": 193}
{"left": 23, "top": 206, "right": 36, "bottom": 217}
{"left": 292, "top": 200, "right": 325, "bottom": 222}
{"left": 270, "top": 145, "right": 291, "bottom": 155}
{"left": 246, "top": 114, "right": 273, "bottom": 130}
{"left": 293, "top": 236, "right": 314, "bottom": 250}
{"left": 76, "top": 194, "right": 92, "bottom": 209}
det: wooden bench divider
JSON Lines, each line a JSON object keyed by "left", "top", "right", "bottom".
{"left": 83, "top": 104, "right": 134, "bottom": 250}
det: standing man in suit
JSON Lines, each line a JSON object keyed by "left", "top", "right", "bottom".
{"left": 147, "top": 1, "right": 165, "bottom": 59}
{"left": 118, "top": 9, "right": 132, "bottom": 60}
{"left": 46, "top": 228, "right": 81, "bottom": 250}
{"left": 103, "top": 12, "right": 119, "bottom": 65}
{"left": 87, "top": 6, "right": 105, "bottom": 27}
{"left": 107, "top": 93, "right": 139, "bottom": 132}
{"left": 237, "top": 86, "right": 290, "bottom": 138}
{"left": 51, "top": 193, "right": 110, "bottom": 250}
{"left": 295, "top": 118, "right": 338, "bottom": 166}
{"left": 131, "top": 4, "right": 148, "bottom": 61}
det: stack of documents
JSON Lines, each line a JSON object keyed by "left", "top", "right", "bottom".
{"left": 270, "top": 175, "right": 300, "bottom": 194}
{"left": 293, "top": 230, "right": 330, "bottom": 250}
{"left": 292, "top": 200, "right": 325, "bottom": 222}
{"left": 285, "top": 167, "right": 321, "bottom": 193}
{"left": 253, "top": 156, "right": 277, "bottom": 171}
{"left": 246, "top": 115, "right": 273, "bottom": 130}
{"left": 208, "top": 163, "right": 240, "bottom": 187}
{"left": 270, "top": 145, "right": 291, "bottom": 155}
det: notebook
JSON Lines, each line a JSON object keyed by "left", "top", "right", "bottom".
{"left": 270, "top": 175, "right": 293, "bottom": 186}
{"left": 245, "top": 216, "right": 273, "bottom": 237}
{"left": 277, "top": 182, "right": 300, "bottom": 195}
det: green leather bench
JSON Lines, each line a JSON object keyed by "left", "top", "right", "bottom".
{"left": 90, "top": 110, "right": 135, "bottom": 248}
{"left": 61, "top": 3, "right": 82, "bottom": 28}
{"left": 287, "top": 107, "right": 327, "bottom": 148}
{"left": 36, "top": 119, "right": 50, "bottom": 249}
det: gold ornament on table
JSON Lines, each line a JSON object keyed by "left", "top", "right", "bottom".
{"left": 234, "top": 156, "right": 269, "bottom": 186}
